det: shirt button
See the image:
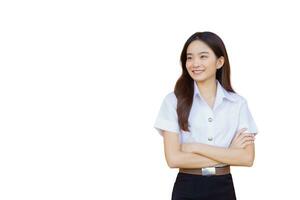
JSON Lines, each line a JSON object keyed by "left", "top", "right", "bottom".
{"left": 208, "top": 117, "right": 213, "bottom": 122}
{"left": 208, "top": 137, "right": 213, "bottom": 141}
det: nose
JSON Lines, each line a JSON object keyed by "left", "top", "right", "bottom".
{"left": 192, "top": 58, "right": 201, "bottom": 67}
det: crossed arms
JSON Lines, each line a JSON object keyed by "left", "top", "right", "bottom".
{"left": 162, "top": 128, "right": 256, "bottom": 168}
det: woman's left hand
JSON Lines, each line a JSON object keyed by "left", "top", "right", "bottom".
{"left": 230, "top": 128, "right": 255, "bottom": 149}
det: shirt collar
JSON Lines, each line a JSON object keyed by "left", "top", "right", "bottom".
{"left": 193, "top": 79, "right": 237, "bottom": 102}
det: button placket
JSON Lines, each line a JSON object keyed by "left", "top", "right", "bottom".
{"left": 207, "top": 112, "right": 215, "bottom": 143}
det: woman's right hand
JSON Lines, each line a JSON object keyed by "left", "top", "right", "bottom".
{"left": 230, "top": 128, "right": 255, "bottom": 149}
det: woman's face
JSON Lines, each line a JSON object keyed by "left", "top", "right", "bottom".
{"left": 186, "top": 40, "right": 224, "bottom": 83}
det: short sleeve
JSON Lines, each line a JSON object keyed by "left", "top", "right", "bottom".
{"left": 237, "top": 99, "right": 259, "bottom": 136}
{"left": 153, "top": 93, "right": 180, "bottom": 136}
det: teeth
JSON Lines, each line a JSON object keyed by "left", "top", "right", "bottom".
{"left": 193, "top": 70, "right": 204, "bottom": 73}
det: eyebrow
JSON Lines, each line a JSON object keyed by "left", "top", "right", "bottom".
{"left": 187, "top": 51, "right": 209, "bottom": 55}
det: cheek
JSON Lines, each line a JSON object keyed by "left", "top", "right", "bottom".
{"left": 206, "top": 61, "right": 217, "bottom": 70}
{"left": 206, "top": 66, "right": 216, "bottom": 74}
{"left": 186, "top": 61, "right": 193, "bottom": 69}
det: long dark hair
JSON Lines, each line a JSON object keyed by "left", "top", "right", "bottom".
{"left": 174, "top": 31, "right": 235, "bottom": 132}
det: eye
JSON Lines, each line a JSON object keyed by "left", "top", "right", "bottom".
{"left": 187, "top": 57, "right": 192, "bottom": 60}
{"left": 200, "top": 55, "right": 207, "bottom": 58}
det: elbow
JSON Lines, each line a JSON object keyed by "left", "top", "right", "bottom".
{"left": 242, "top": 155, "right": 255, "bottom": 167}
{"left": 166, "top": 157, "right": 179, "bottom": 168}
{"left": 165, "top": 153, "right": 181, "bottom": 168}
{"left": 168, "top": 163, "right": 177, "bottom": 169}
{"left": 237, "top": 147, "right": 255, "bottom": 167}
{"left": 235, "top": 159, "right": 253, "bottom": 167}
{"left": 244, "top": 160, "right": 254, "bottom": 167}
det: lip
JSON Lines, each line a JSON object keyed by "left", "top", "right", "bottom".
{"left": 192, "top": 70, "right": 205, "bottom": 74}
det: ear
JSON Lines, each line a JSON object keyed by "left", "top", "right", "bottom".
{"left": 216, "top": 56, "right": 225, "bottom": 69}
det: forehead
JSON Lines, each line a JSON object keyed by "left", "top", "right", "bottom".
{"left": 186, "top": 40, "right": 212, "bottom": 54}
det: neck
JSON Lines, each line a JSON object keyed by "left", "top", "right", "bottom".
{"left": 196, "top": 78, "right": 217, "bottom": 99}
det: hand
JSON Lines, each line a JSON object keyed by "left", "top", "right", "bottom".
{"left": 181, "top": 143, "right": 195, "bottom": 153}
{"left": 230, "top": 128, "right": 255, "bottom": 149}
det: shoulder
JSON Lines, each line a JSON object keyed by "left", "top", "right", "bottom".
{"left": 163, "top": 91, "right": 178, "bottom": 106}
{"left": 227, "top": 91, "right": 248, "bottom": 104}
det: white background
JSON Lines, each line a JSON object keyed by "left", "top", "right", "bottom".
{"left": 0, "top": 0, "right": 299, "bottom": 199}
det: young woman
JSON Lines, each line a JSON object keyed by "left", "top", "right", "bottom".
{"left": 153, "top": 31, "right": 258, "bottom": 200}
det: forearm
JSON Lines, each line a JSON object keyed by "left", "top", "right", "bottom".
{"left": 168, "top": 151, "right": 222, "bottom": 169}
{"left": 190, "top": 143, "right": 252, "bottom": 166}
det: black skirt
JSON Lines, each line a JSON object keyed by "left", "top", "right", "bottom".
{"left": 171, "top": 172, "right": 236, "bottom": 200}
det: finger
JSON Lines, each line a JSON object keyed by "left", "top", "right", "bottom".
{"left": 242, "top": 140, "right": 255, "bottom": 148}
{"left": 233, "top": 128, "right": 247, "bottom": 140}
{"left": 240, "top": 135, "right": 255, "bottom": 141}
{"left": 236, "top": 128, "right": 248, "bottom": 138}
{"left": 238, "top": 128, "right": 248, "bottom": 134}
{"left": 240, "top": 137, "right": 255, "bottom": 144}
{"left": 235, "top": 130, "right": 251, "bottom": 143}
{"left": 241, "top": 136, "right": 255, "bottom": 144}
{"left": 237, "top": 133, "right": 254, "bottom": 141}
{"left": 237, "top": 135, "right": 254, "bottom": 146}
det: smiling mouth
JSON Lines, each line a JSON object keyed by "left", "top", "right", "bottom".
{"left": 192, "top": 70, "right": 205, "bottom": 74}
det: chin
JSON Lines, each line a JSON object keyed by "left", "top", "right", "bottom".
{"left": 193, "top": 76, "right": 208, "bottom": 82}
{"left": 191, "top": 72, "right": 215, "bottom": 83}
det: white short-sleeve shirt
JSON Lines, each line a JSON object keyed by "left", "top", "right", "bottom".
{"left": 153, "top": 79, "right": 258, "bottom": 148}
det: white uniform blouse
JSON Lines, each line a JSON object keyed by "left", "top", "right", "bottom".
{"left": 153, "top": 79, "right": 258, "bottom": 148}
